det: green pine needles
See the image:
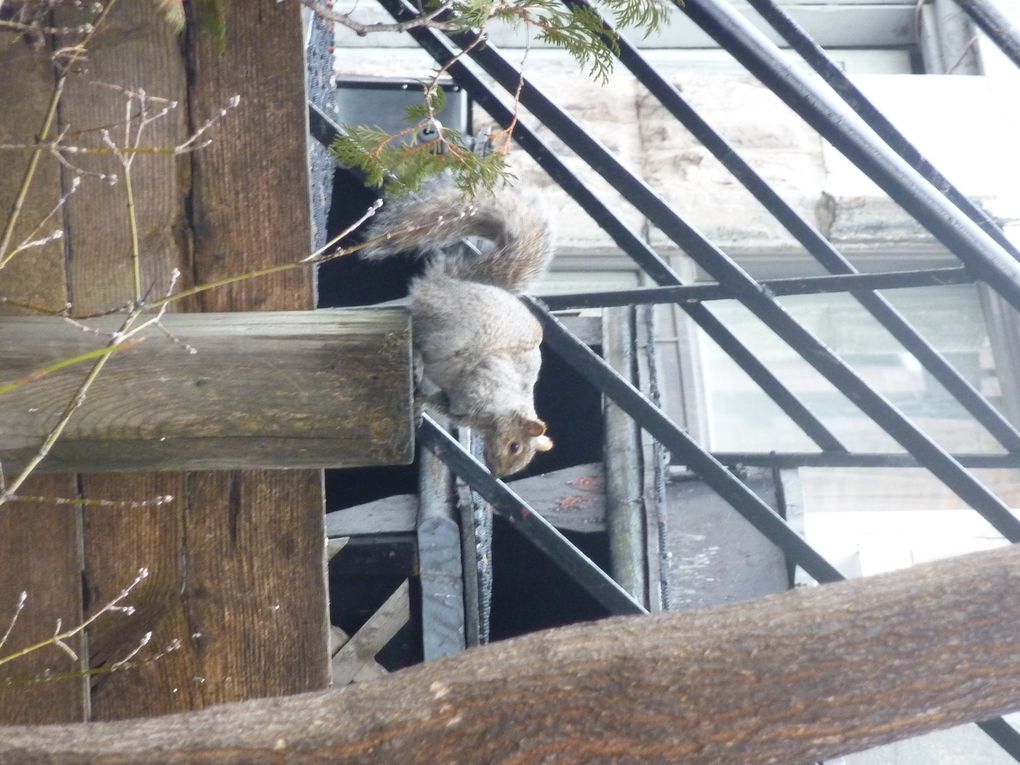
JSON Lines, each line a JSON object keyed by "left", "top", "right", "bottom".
{"left": 331, "top": 85, "right": 516, "bottom": 198}
{"left": 330, "top": 0, "right": 672, "bottom": 197}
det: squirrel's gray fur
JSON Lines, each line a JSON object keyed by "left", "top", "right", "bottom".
{"left": 361, "top": 178, "right": 555, "bottom": 476}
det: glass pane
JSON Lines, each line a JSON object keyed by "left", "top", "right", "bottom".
{"left": 800, "top": 467, "right": 1018, "bottom": 577}
{"left": 694, "top": 284, "right": 1008, "bottom": 453}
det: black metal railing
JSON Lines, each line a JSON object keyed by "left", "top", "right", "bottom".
{"left": 328, "top": 0, "right": 1020, "bottom": 754}
{"left": 378, "top": 0, "right": 1020, "bottom": 542}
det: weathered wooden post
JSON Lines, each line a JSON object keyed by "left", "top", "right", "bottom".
{"left": 0, "top": 309, "right": 414, "bottom": 473}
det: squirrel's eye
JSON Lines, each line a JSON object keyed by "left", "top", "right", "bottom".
{"left": 509, "top": 441, "right": 521, "bottom": 454}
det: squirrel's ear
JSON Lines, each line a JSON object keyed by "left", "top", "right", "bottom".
{"left": 524, "top": 418, "right": 547, "bottom": 437}
{"left": 534, "top": 435, "right": 554, "bottom": 452}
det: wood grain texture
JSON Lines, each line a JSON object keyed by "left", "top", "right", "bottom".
{"left": 82, "top": 473, "right": 201, "bottom": 720}
{"left": 0, "top": 309, "right": 413, "bottom": 472}
{"left": 53, "top": 0, "right": 192, "bottom": 316}
{"left": 2, "top": 544, "right": 1020, "bottom": 763}
{"left": 187, "top": 0, "right": 315, "bottom": 311}
{"left": 174, "top": 470, "right": 330, "bottom": 704}
{"left": 168, "top": 0, "right": 330, "bottom": 710}
{"left": 0, "top": 35, "right": 84, "bottom": 724}
{"left": 0, "top": 476, "right": 85, "bottom": 724}
{"left": 46, "top": 0, "right": 202, "bottom": 723}
{"left": 0, "top": 40, "right": 68, "bottom": 314}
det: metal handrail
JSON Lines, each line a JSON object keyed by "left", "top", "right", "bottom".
{"left": 746, "top": 0, "right": 1020, "bottom": 257}
{"left": 955, "top": 0, "right": 1020, "bottom": 71}
{"left": 681, "top": 0, "right": 1020, "bottom": 308}
{"left": 561, "top": 0, "right": 1020, "bottom": 452}
{"left": 376, "top": 6, "right": 1020, "bottom": 542}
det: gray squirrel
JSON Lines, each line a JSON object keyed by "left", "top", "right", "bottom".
{"left": 360, "top": 178, "right": 555, "bottom": 476}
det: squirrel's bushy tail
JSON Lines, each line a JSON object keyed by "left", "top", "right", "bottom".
{"left": 360, "top": 178, "right": 554, "bottom": 293}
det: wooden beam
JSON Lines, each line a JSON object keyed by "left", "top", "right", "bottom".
{"left": 3, "top": 545, "right": 1020, "bottom": 763}
{"left": 331, "top": 580, "right": 411, "bottom": 686}
{"left": 0, "top": 309, "right": 414, "bottom": 472}
{"left": 324, "top": 464, "right": 607, "bottom": 538}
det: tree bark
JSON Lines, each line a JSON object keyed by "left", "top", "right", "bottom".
{"left": 2, "top": 544, "right": 1019, "bottom": 765}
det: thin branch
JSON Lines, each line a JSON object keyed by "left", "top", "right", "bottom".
{"left": 0, "top": 76, "right": 65, "bottom": 266}
{"left": 0, "top": 0, "right": 122, "bottom": 267}
{"left": 300, "top": 198, "right": 383, "bottom": 262}
{"left": 0, "top": 18, "right": 95, "bottom": 35}
{"left": 1, "top": 493, "right": 174, "bottom": 509}
{"left": 0, "top": 306, "right": 143, "bottom": 505}
{"left": 0, "top": 566, "right": 149, "bottom": 668}
{"left": 174, "top": 94, "right": 240, "bottom": 154}
{"left": 0, "top": 592, "right": 27, "bottom": 653}
{"left": 0, "top": 296, "right": 65, "bottom": 314}
{"left": 298, "top": 0, "right": 464, "bottom": 35}
{"left": 0, "top": 174, "right": 79, "bottom": 269}
{"left": 0, "top": 339, "right": 144, "bottom": 396}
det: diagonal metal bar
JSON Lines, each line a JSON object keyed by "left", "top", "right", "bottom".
{"left": 524, "top": 298, "right": 846, "bottom": 584}
{"left": 354, "top": 12, "right": 846, "bottom": 453}
{"left": 379, "top": 11, "right": 1020, "bottom": 544}
{"left": 745, "top": 0, "right": 1020, "bottom": 258}
{"left": 556, "top": 0, "right": 1020, "bottom": 452}
{"left": 955, "top": 0, "right": 1020, "bottom": 72}
{"left": 679, "top": 0, "right": 1020, "bottom": 311}
{"left": 540, "top": 268, "right": 975, "bottom": 309}
{"left": 417, "top": 415, "right": 648, "bottom": 615}
{"left": 978, "top": 718, "right": 1020, "bottom": 760}
{"left": 309, "top": 100, "right": 341, "bottom": 150}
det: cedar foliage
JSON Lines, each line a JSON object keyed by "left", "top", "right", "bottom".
{"left": 331, "top": 0, "right": 673, "bottom": 194}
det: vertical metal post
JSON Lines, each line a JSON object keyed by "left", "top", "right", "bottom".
{"left": 417, "top": 445, "right": 467, "bottom": 659}
{"left": 603, "top": 307, "right": 648, "bottom": 606}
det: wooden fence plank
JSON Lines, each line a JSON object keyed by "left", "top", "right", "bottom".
{"left": 187, "top": 0, "right": 316, "bottom": 312}
{"left": 331, "top": 580, "right": 411, "bottom": 686}
{"left": 0, "top": 476, "right": 85, "bottom": 724}
{"left": 53, "top": 1, "right": 193, "bottom": 316}
{"left": 0, "top": 37, "right": 85, "bottom": 724}
{"left": 178, "top": 470, "right": 330, "bottom": 703}
{"left": 177, "top": 0, "right": 331, "bottom": 706}
{"left": 46, "top": 0, "right": 197, "bottom": 722}
{"left": 82, "top": 473, "right": 202, "bottom": 720}
{"left": 0, "top": 309, "right": 413, "bottom": 472}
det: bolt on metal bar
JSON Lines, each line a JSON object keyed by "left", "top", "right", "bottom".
{"left": 955, "top": 0, "right": 1020, "bottom": 72}
{"left": 541, "top": 267, "right": 974, "bottom": 310}
{"left": 417, "top": 415, "right": 648, "bottom": 616}
{"left": 694, "top": 452, "right": 1020, "bottom": 469}
{"left": 557, "top": 0, "right": 1020, "bottom": 452}
{"left": 372, "top": 2, "right": 846, "bottom": 454}
{"left": 405, "top": 20, "right": 1020, "bottom": 544}
{"left": 679, "top": 0, "right": 1020, "bottom": 311}
{"left": 525, "top": 297, "right": 847, "bottom": 584}
{"left": 744, "top": 0, "right": 1020, "bottom": 259}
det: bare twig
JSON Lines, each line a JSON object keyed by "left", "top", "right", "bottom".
{"left": 0, "top": 566, "right": 149, "bottom": 668}
{"left": 1, "top": 493, "right": 174, "bottom": 509}
{"left": 0, "top": 306, "right": 142, "bottom": 505}
{"left": 300, "top": 198, "right": 383, "bottom": 262}
{"left": 0, "top": 0, "right": 121, "bottom": 267}
{"left": 175, "top": 94, "right": 240, "bottom": 154}
{"left": 299, "top": 0, "right": 463, "bottom": 35}
{"left": 0, "top": 339, "right": 144, "bottom": 396}
{"left": 0, "top": 76, "right": 65, "bottom": 266}
{"left": 0, "top": 592, "right": 27, "bottom": 653}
